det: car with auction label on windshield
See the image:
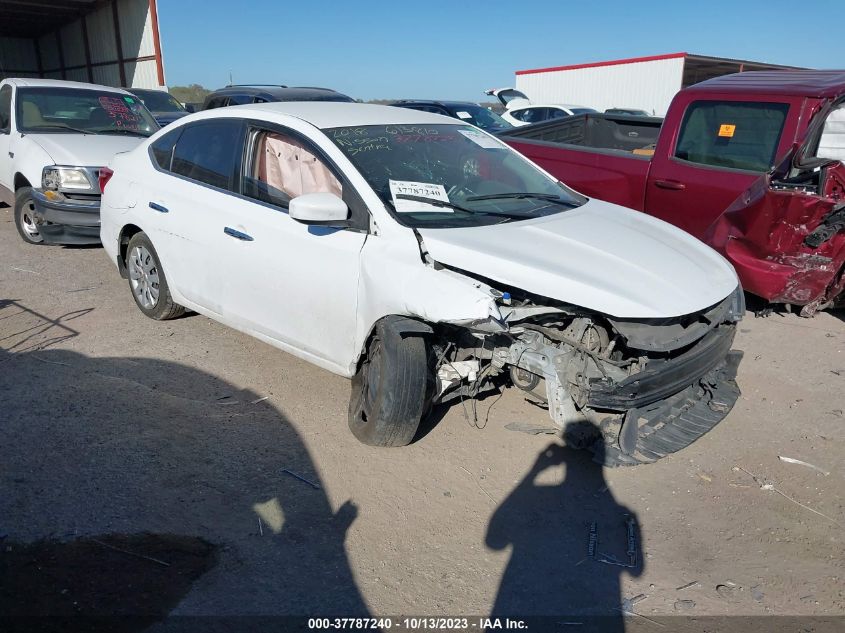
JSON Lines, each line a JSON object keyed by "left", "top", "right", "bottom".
{"left": 100, "top": 102, "right": 745, "bottom": 465}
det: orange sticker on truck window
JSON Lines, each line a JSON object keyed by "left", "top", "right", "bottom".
{"left": 718, "top": 124, "right": 736, "bottom": 138}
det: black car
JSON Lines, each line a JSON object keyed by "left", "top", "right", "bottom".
{"left": 391, "top": 100, "right": 512, "bottom": 133}
{"left": 128, "top": 88, "right": 189, "bottom": 126}
{"left": 202, "top": 85, "right": 354, "bottom": 109}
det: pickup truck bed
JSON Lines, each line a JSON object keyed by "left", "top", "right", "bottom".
{"left": 503, "top": 114, "right": 660, "bottom": 214}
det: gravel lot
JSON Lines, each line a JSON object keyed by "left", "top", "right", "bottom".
{"left": 1, "top": 207, "right": 843, "bottom": 629}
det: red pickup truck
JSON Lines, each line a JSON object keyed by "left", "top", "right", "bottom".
{"left": 501, "top": 70, "right": 845, "bottom": 315}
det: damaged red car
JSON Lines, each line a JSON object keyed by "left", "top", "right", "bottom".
{"left": 501, "top": 70, "right": 845, "bottom": 315}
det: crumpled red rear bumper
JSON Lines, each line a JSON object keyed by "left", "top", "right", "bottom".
{"left": 705, "top": 172, "right": 845, "bottom": 315}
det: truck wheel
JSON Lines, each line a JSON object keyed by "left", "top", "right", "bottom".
{"left": 125, "top": 232, "right": 185, "bottom": 320}
{"left": 348, "top": 320, "right": 431, "bottom": 447}
{"left": 14, "top": 187, "right": 43, "bottom": 244}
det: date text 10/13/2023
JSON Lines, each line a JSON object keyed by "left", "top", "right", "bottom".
{"left": 307, "top": 618, "right": 528, "bottom": 630}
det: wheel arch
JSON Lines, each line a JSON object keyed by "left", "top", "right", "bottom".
{"left": 117, "top": 224, "right": 144, "bottom": 278}
{"left": 352, "top": 314, "right": 434, "bottom": 374}
{"left": 13, "top": 173, "right": 31, "bottom": 190}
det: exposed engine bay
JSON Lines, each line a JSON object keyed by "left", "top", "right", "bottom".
{"left": 433, "top": 281, "right": 745, "bottom": 466}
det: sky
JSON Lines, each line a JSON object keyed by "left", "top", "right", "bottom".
{"left": 158, "top": 0, "right": 844, "bottom": 102}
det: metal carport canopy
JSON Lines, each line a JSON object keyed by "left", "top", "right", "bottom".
{"left": 0, "top": 0, "right": 165, "bottom": 88}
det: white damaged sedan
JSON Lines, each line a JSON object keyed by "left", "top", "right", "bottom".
{"left": 100, "top": 103, "right": 744, "bottom": 465}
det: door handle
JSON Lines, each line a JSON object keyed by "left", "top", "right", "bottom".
{"left": 224, "top": 227, "right": 253, "bottom": 242}
{"left": 653, "top": 179, "right": 686, "bottom": 191}
{"left": 148, "top": 201, "right": 169, "bottom": 213}
{"left": 8, "top": 152, "right": 13, "bottom": 158}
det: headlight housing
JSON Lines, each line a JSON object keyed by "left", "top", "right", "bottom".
{"left": 42, "top": 166, "right": 94, "bottom": 191}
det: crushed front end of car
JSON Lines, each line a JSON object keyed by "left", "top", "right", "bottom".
{"left": 433, "top": 284, "right": 745, "bottom": 466}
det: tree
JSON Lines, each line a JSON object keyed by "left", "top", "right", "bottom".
{"left": 169, "top": 84, "right": 210, "bottom": 105}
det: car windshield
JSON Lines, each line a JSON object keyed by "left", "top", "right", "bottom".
{"left": 132, "top": 90, "right": 185, "bottom": 113}
{"left": 327, "top": 123, "right": 585, "bottom": 228}
{"left": 16, "top": 87, "right": 159, "bottom": 136}
{"left": 448, "top": 105, "right": 512, "bottom": 131}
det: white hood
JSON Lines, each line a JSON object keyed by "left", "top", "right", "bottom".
{"left": 418, "top": 199, "right": 739, "bottom": 319}
{"left": 28, "top": 133, "right": 146, "bottom": 167}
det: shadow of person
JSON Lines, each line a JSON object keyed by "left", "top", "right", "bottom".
{"left": 485, "top": 432, "right": 643, "bottom": 631}
{"left": 0, "top": 345, "right": 370, "bottom": 625}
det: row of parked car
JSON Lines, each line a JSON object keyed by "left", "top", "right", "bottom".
{"left": 134, "top": 82, "right": 648, "bottom": 135}
{"left": 3, "top": 72, "right": 835, "bottom": 467}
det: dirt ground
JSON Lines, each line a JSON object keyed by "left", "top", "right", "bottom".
{"left": 1, "top": 207, "right": 843, "bottom": 631}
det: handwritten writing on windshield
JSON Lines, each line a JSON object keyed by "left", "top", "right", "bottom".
{"left": 98, "top": 96, "right": 142, "bottom": 129}
{"left": 332, "top": 126, "right": 451, "bottom": 155}
{"left": 331, "top": 127, "right": 390, "bottom": 156}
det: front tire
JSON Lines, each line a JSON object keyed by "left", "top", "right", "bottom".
{"left": 14, "top": 187, "right": 43, "bottom": 244}
{"left": 125, "top": 232, "right": 185, "bottom": 320}
{"left": 348, "top": 320, "right": 431, "bottom": 447}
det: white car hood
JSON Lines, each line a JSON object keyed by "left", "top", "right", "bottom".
{"left": 28, "top": 133, "right": 146, "bottom": 167}
{"left": 417, "top": 199, "right": 739, "bottom": 319}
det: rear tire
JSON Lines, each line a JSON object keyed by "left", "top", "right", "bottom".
{"left": 14, "top": 187, "right": 43, "bottom": 244}
{"left": 125, "top": 232, "right": 185, "bottom": 321}
{"left": 348, "top": 320, "right": 431, "bottom": 447}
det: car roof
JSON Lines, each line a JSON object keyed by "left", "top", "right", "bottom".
{"left": 128, "top": 88, "right": 169, "bottom": 95}
{"left": 2, "top": 77, "right": 133, "bottom": 94}
{"left": 207, "top": 85, "right": 353, "bottom": 101}
{"left": 510, "top": 103, "right": 588, "bottom": 110}
{"left": 394, "top": 100, "right": 482, "bottom": 109}
{"left": 687, "top": 70, "right": 845, "bottom": 98}
{"left": 189, "top": 101, "right": 457, "bottom": 129}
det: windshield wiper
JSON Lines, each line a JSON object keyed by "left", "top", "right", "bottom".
{"left": 26, "top": 124, "right": 96, "bottom": 134}
{"left": 98, "top": 128, "right": 148, "bottom": 136}
{"left": 465, "top": 192, "right": 576, "bottom": 207}
{"left": 395, "top": 193, "right": 540, "bottom": 221}
{"left": 395, "top": 194, "right": 475, "bottom": 214}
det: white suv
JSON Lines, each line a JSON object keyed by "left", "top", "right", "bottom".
{"left": 0, "top": 78, "right": 158, "bottom": 245}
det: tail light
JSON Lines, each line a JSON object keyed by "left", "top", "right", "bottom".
{"left": 99, "top": 167, "right": 114, "bottom": 192}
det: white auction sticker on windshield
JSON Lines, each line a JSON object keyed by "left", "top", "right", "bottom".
{"left": 458, "top": 128, "right": 503, "bottom": 149}
{"left": 389, "top": 180, "right": 452, "bottom": 213}
{"left": 456, "top": 111, "right": 473, "bottom": 119}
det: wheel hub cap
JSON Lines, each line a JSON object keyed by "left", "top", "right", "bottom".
{"left": 128, "top": 245, "right": 160, "bottom": 309}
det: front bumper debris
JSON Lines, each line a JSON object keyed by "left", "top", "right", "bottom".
{"left": 487, "top": 315, "right": 743, "bottom": 466}
{"left": 32, "top": 189, "right": 101, "bottom": 245}
{"left": 598, "top": 351, "right": 742, "bottom": 466}
{"left": 588, "top": 325, "right": 736, "bottom": 410}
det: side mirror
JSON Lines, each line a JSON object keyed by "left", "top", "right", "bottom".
{"left": 184, "top": 103, "right": 198, "bottom": 113}
{"left": 289, "top": 192, "right": 349, "bottom": 226}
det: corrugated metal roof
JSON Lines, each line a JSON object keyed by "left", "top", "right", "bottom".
{"left": 687, "top": 70, "right": 845, "bottom": 98}
{"left": 0, "top": 0, "right": 108, "bottom": 38}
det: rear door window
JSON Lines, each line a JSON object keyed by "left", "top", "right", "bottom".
{"left": 510, "top": 109, "right": 530, "bottom": 122}
{"left": 150, "top": 127, "right": 182, "bottom": 170}
{"left": 675, "top": 100, "right": 789, "bottom": 172}
{"left": 205, "top": 97, "right": 229, "bottom": 109}
{"left": 516, "top": 108, "right": 548, "bottom": 124}
{"left": 171, "top": 119, "right": 243, "bottom": 190}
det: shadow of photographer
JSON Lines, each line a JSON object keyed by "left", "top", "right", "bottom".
{"left": 0, "top": 343, "right": 370, "bottom": 625}
{"left": 486, "top": 433, "right": 643, "bottom": 630}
